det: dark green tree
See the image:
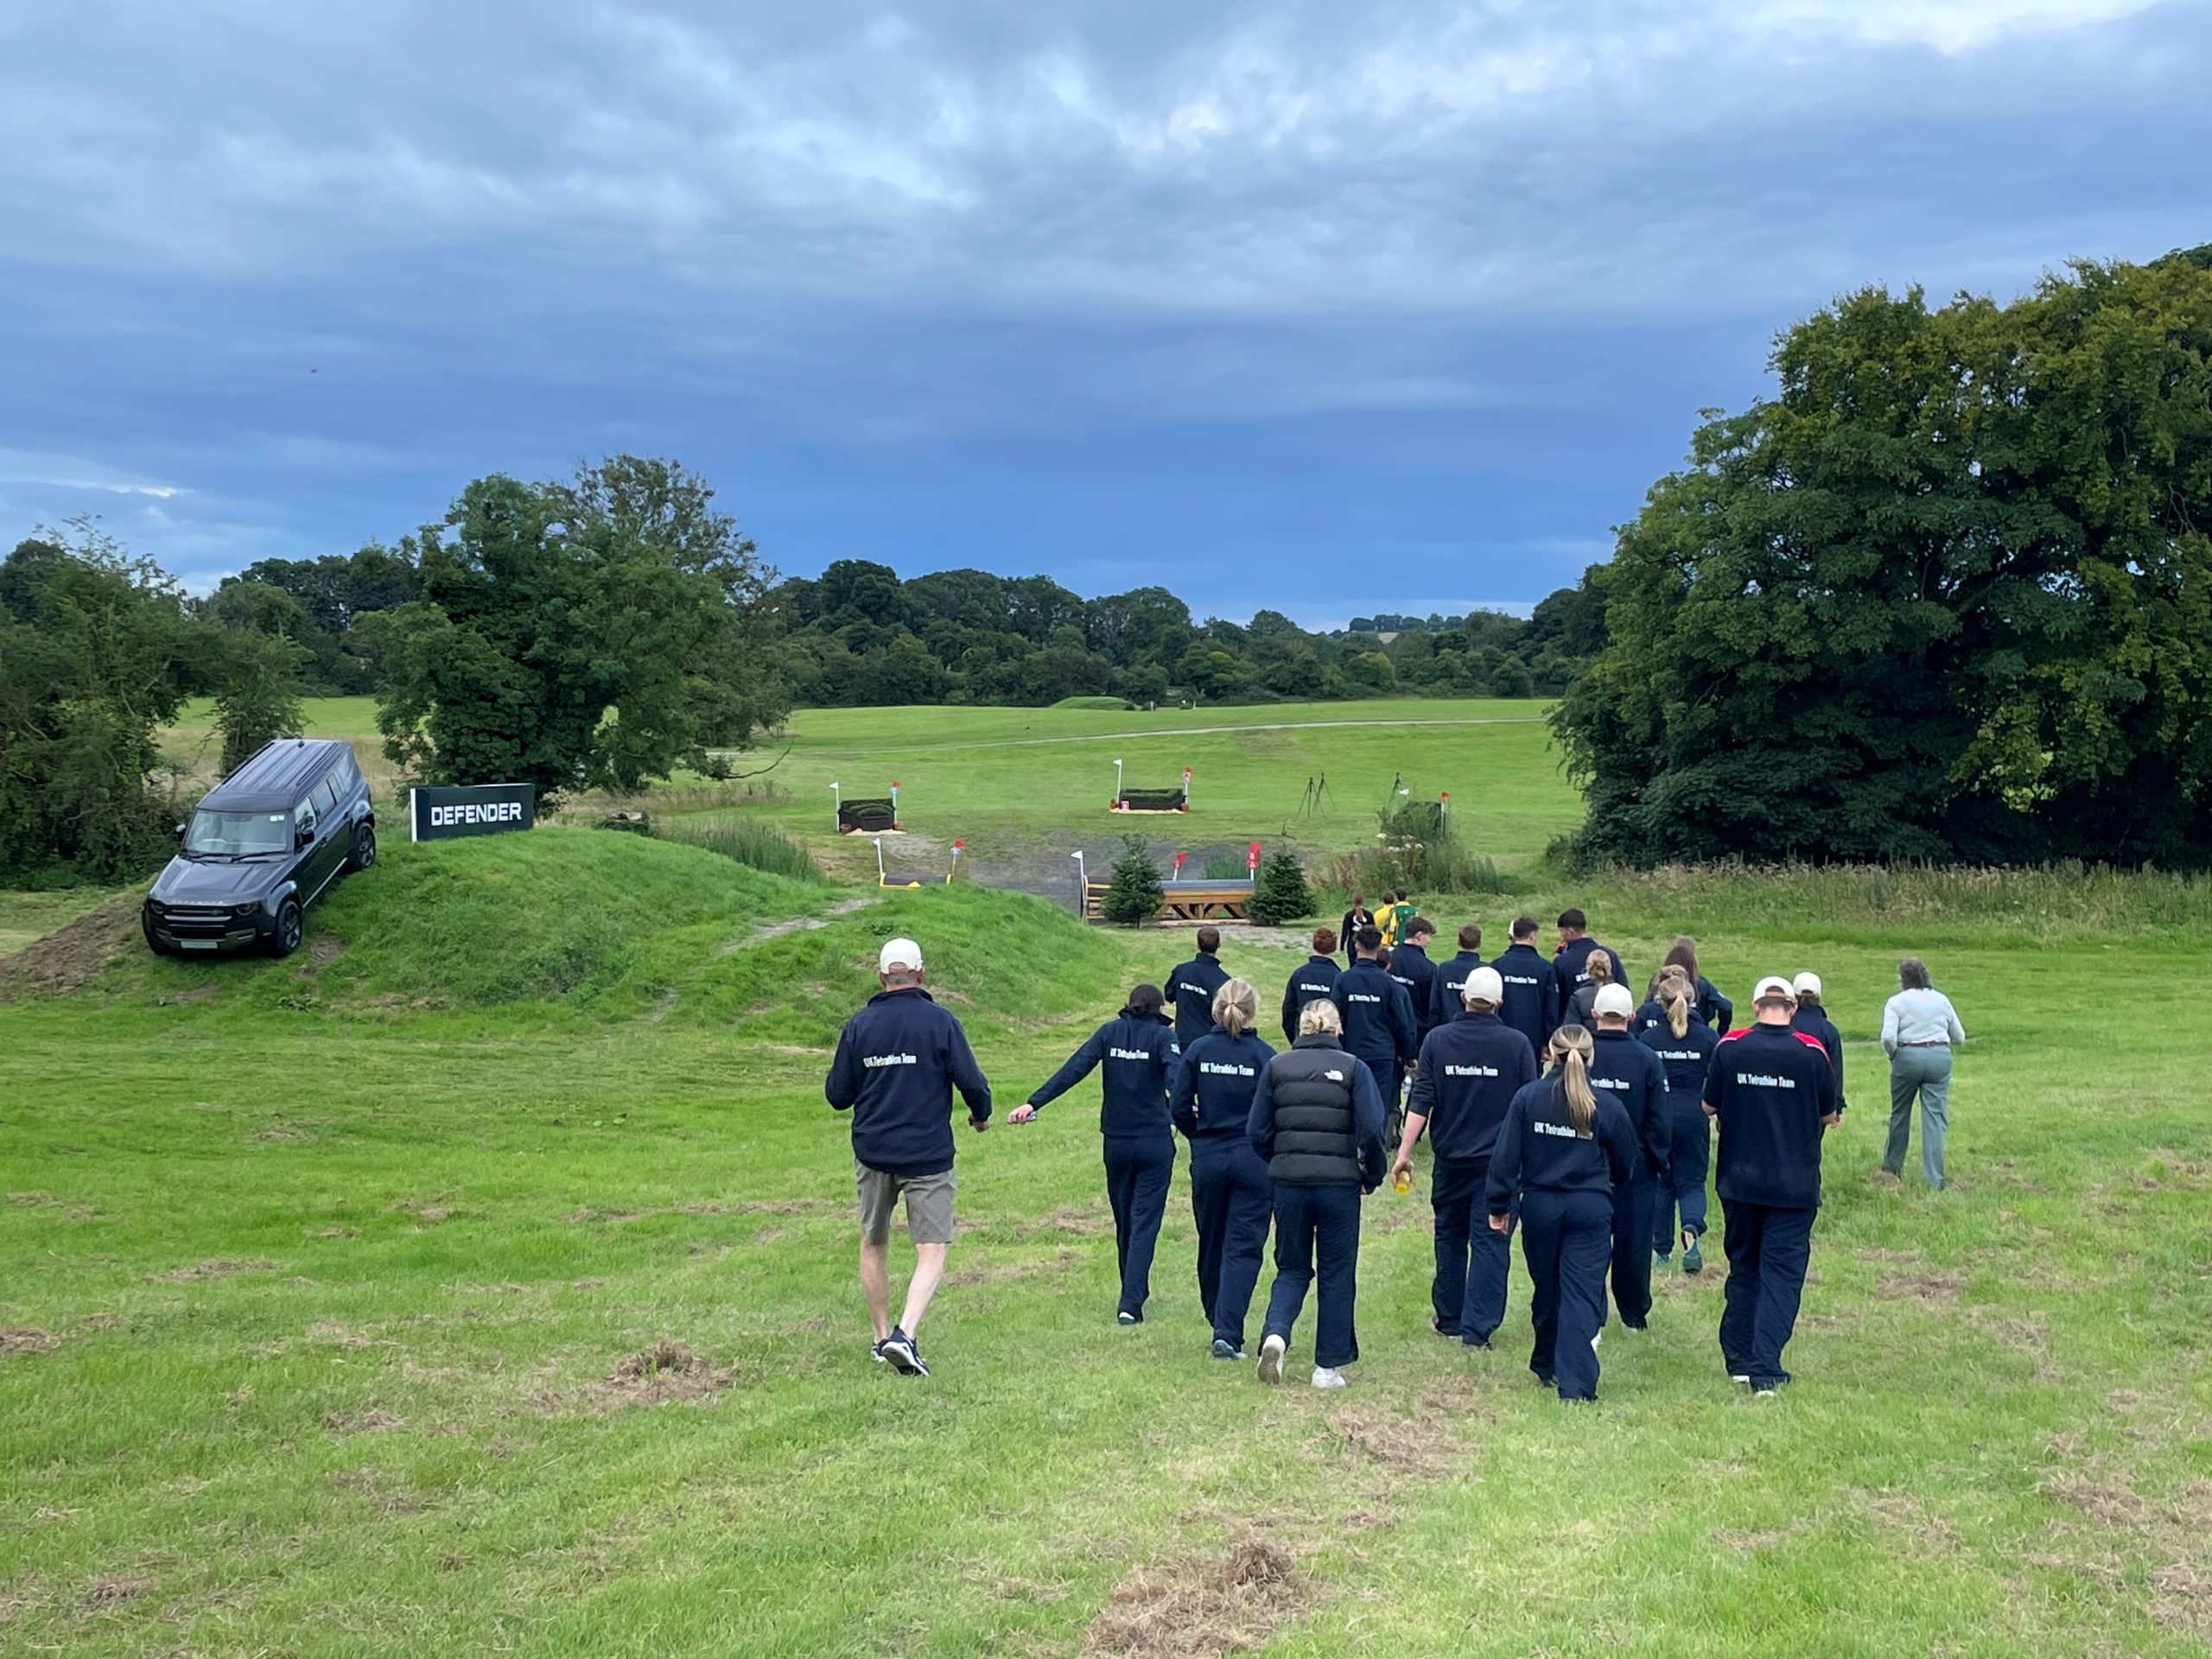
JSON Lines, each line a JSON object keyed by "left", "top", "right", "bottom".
{"left": 1099, "top": 835, "right": 1166, "bottom": 926}
{"left": 1555, "top": 245, "right": 2212, "bottom": 868}
{"left": 1248, "top": 848, "right": 1315, "bottom": 925}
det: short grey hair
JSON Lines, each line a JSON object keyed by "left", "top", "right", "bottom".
{"left": 1897, "top": 957, "right": 1931, "bottom": 991}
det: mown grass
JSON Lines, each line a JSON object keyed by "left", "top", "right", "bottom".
{"left": 24, "top": 698, "right": 2195, "bottom": 1655}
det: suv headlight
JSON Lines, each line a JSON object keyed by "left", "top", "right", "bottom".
{"left": 234, "top": 902, "right": 264, "bottom": 918}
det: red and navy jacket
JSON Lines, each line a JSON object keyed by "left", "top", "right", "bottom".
{"left": 1702, "top": 1022, "right": 1840, "bottom": 1209}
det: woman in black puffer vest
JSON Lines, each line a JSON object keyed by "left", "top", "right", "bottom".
{"left": 1246, "top": 1000, "right": 1389, "bottom": 1389}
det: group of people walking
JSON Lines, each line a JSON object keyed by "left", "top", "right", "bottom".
{"left": 825, "top": 912, "right": 1964, "bottom": 1401}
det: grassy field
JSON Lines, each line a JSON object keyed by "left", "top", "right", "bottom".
{"left": 5, "top": 704, "right": 2210, "bottom": 1655}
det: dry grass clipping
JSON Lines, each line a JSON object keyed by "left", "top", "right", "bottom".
{"left": 148, "top": 1258, "right": 280, "bottom": 1283}
{"left": 600, "top": 1339, "right": 733, "bottom": 1406}
{"left": 1, "top": 1325, "right": 59, "bottom": 1358}
{"left": 1084, "top": 1529, "right": 1300, "bottom": 1658}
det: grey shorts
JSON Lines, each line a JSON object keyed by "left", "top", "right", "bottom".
{"left": 855, "top": 1160, "right": 956, "bottom": 1246}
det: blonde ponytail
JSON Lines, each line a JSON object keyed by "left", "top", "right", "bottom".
{"left": 1212, "top": 977, "right": 1258, "bottom": 1039}
{"left": 1658, "top": 970, "right": 1691, "bottom": 1039}
{"left": 1548, "top": 1025, "right": 1596, "bottom": 1135}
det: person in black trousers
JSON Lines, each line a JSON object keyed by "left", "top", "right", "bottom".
{"left": 1390, "top": 966, "right": 1538, "bottom": 1349}
{"left": 1332, "top": 926, "right": 1418, "bottom": 1140}
{"left": 1705, "top": 976, "right": 1842, "bottom": 1394}
{"left": 1169, "top": 978, "right": 1276, "bottom": 1359}
{"left": 1338, "top": 896, "right": 1374, "bottom": 963}
{"left": 1429, "top": 923, "right": 1485, "bottom": 1033}
{"left": 1389, "top": 918, "right": 1442, "bottom": 1046}
{"left": 1163, "top": 927, "right": 1230, "bottom": 1049}
{"left": 1662, "top": 937, "right": 1735, "bottom": 1035}
{"left": 1012, "top": 984, "right": 1182, "bottom": 1325}
{"left": 1789, "top": 971, "right": 1844, "bottom": 1099}
{"left": 1487, "top": 1025, "right": 1637, "bottom": 1402}
{"left": 1640, "top": 970, "right": 1719, "bottom": 1274}
{"left": 1586, "top": 982, "right": 1670, "bottom": 1331}
{"left": 1247, "top": 999, "right": 1389, "bottom": 1389}
{"left": 1280, "top": 927, "right": 1342, "bottom": 1044}
{"left": 1491, "top": 916, "right": 1560, "bottom": 1053}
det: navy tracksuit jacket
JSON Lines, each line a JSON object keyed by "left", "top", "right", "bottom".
{"left": 1388, "top": 941, "right": 1441, "bottom": 1046}
{"left": 1491, "top": 943, "right": 1560, "bottom": 1053}
{"left": 1704, "top": 1021, "right": 1841, "bottom": 1388}
{"left": 1169, "top": 1028, "right": 1276, "bottom": 1350}
{"left": 1406, "top": 1009, "right": 1539, "bottom": 1343}
{"left": 825, "top": 987, "right": 993, "bottom": 1176}
{"left": 1487, "top": 1073, "right": 1637, "bottom": 1402}
{"left": 1280, "top": 955, "right": 1342, "bottom": 1045}
{"left": 1790, "top": 1004, "right": 1846, "bottom": 1103}
{"left": 1429, "top": 950, "right": 1485, "bottom": 1032}
{"left": 1332, "top": 957, "right": 1418, "bottom": 1103}
{"left": 1635, "top": 978, "right": 1735, "bottom": 1041}
{"left": 1027, "top": 1010, "right": 1183, "bottom": 1319}
{"left": 1164, "top": 952, "right": 1230, "bottom": 1050}
{"left": 1588, "top": 1027, "right": 1670, "bottom": 1327}
{"left": 1638, "top": 1013, "right": 1720, "bottom": 1249}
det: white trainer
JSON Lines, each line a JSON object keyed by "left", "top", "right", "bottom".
{"left": 1310, "top": 1366, "right": 1348, "bottom": 1389}
{"left": 1256, "top": 1333, "right": 1286, "bottom": 1386}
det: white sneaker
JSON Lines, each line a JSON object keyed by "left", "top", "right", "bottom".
{"left": 1730, "top": 1374, "right": 1751, "bottom": 1386}
{"left": 1310, "top": 1366, "right": 1347, "bottom": 1389}
{"left": 1256, "top": 1334, "right": 1286, "bottom": 1386}
{"left": 1591, "top": 1331, "right": 1603, "bottom": 1350}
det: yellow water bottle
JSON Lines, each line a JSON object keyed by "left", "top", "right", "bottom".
{"left": 1393, "top": 1166, "right": 1411, "bottom": 1195}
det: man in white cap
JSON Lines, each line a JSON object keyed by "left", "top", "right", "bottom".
{"left": 1789, "top": 971, "right": 1844, "bottom": 1097}
{"left": 1703, "top": 976, "right": 1841, "bottom": 1395}
{"left": 1390, "top": 965, "right": 1539, "bottom": 1349}
{"left": 824, "top": 938, "right": 992, "bottom": 1376}
{"left": 1587, "top": 981, "right": 1671, "bottom": 1331}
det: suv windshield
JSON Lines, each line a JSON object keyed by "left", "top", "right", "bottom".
{"left": 185, "top": 810, "right": 293, "bottom": 856}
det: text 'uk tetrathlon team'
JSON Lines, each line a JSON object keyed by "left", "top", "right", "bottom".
{"left": 824, "top": 907, "right": 1964, "bottom": 1401}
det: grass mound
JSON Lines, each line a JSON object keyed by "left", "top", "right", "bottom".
{"left": 1051, "top": 695, "right": 1135, "bottom": 710}
{"left": 93, "top": 828, "right": 819, "bottom": 1014}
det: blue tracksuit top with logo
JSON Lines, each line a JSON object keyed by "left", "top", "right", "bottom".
{"left": 1491, "top": 943, "right": 1560, "bottom": 1050}
{"left": 1703, "top": 1022, "right": 1840, "bottom": 1209}
{"left": 1554, "top": 937, "right": 1627, "bottom": 1004}
{"left": 1331, "top": 957, "right": 1418, "bottom": 1075}
{"left": 1387, "top": 941, "right": 1441, "bottom": 1045}
{"left": 1163, "top": 952, "right": 1230, "bottom": 1049}
{"left": 1027, "top": 1012, "right": 1181, "bottom": 1140}
{"left": 1637, "top": 1014, "right": 1719, "bottom": 1110}
{"left": 1406, "top": 1009, "right": 1540, "bottom": 1164}
{"left": 1168, "top": 1029, "right": 1276, "bottom": 1145}
{"left": 1485, "top": 1074, "right": 1637, "bottom": 1216}
{"left": 1635, "top": 978, "right": 1732, "bottom": 1038}
{"left": 1588, "top": 1027, "right": 1670, "bottom": 1181}
{"left": 1280, "top": 955, "right": 1342, "bottom": 1044}
{"left": 1790, "top": 1004, "right": 1846, "bottom": 1100}
{"left": 1430, "top": 950, "right": 1485, "bottom": 1031}
{"left": 824, "top": 987, "right": 994, "bottom": 1177}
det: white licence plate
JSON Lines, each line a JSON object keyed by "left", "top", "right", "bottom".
{"left": 181, "top": 939, "right": 218, "bottom": 950}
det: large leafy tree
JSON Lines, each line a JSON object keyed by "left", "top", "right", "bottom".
{"left": 376, "top": 459, "right": 787, "bottom": 798}
{"left": 1555, "top": 245, "right": 2212, "bottom": 867}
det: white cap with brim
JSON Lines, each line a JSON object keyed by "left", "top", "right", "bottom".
{"left": 879, "top": 938, "right": 924, "bottom": 974}
{"left": 1753, "top": 975, "right": 1794, "bottom": 1004}
{"left": 1592, "top": 982, "right": 1634, "bottom": 1019}
{"left": 1465, "top": 966, "right": 1504, "bottom": 1006}
{"left": 1792, "top": 971, "right": 1821, "bottom": 999}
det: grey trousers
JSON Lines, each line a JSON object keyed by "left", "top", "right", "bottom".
{"left": 1885, "top": 1046, "right": 1951, "bottom": 1187}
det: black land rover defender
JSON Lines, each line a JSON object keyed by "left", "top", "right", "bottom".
{"left": 142, "top": 738, "right": 376, "bottom": 957}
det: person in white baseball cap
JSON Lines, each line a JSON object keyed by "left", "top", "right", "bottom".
{"left": 1391, "top": 962, "right": 1539, "bottom": 1349}
{"left": 1789, "top": 972, "right": 1844, "bottom": 1100}
{"left": 1701, "top": 974, "right": 1841, "bottom": 1394}
{"left": 1588, "top": 979, "right": 1670, "bottom": 1331}
{"left": 825, "top": 936, "right": 992, "bottom": 1378}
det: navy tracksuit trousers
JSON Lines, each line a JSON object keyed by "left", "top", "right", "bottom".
{"left": 1520, "top": 1188, "right": 1612, "bottom": 1401}
{"left": 1190, "top": 1141, "right": 1272, "bottom": 1350}
{"left": 1651, "top": 1107, "right": 1711, "bottom": 1252}
{"left": 1719, "top": 1200, "right": 1816, "bottom": 1387}
{"left": 1262, "top": 1182, "right": 1363, "bottom": 1370}
{"left": 1104, "top": 1135, "right": 1175, "bottom": 1319}
{"left": 1611, "top": 1173, "right": 1658, "bottom": 1328}
{"left": 1429, "top": 1156, "right": 1514, "bottom": 1344}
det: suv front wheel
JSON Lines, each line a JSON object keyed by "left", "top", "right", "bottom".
{"left": 346, "top": 822, "right": 377, "bottom": 873}
{"left": 270, "top": 898, "right": 304, "bottom": 957}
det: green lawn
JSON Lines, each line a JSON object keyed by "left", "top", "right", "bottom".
{"left": 10, "top": 709, "right": 2209, "bottom": 1655}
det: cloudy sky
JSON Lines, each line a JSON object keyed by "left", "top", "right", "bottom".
{"left": 3, "top": 1, "right": 2207, "bottom": 626}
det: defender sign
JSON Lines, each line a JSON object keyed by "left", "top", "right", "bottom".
{"left": 410, "top": 784, "right": 536, "bottom": 842}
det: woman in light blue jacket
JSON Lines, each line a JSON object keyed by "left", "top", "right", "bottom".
{"left": 1880, "top": 957, "right": 1965, "bottom": 1189}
